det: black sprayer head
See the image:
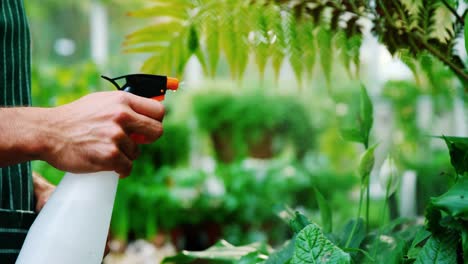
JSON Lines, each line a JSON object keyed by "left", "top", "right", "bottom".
{"left": 101, "top": 74, "right": 179, "bottom": 100}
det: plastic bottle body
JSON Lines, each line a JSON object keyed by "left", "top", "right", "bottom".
{"left": 16, "top": 171, "right": 119, "bottom": 264}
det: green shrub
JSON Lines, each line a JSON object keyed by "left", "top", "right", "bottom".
{"left": 193, "top": 90, "right": 315, "bottom": 162}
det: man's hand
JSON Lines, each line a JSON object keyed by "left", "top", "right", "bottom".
{"left": 0, "top": 91, "right": 164, "bottom": 177}
{"left": 32, "top": 171, "right": 55, "bottom": 212}
{"left": 42, "top": 92, "right": 165, "bottom": 177}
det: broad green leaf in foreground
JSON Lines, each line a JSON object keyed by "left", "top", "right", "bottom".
{"left": 415, "top": 234, "right": 458, "bottom": 264}
{"left": 406, "top": 227, "right": 431, "bottom": 260}
{"left": 441, "top": 136, "right": 468, "bottom": 176}
{"left": 431, "top": 177, "right": 468, "bottom": 219}
{"left": 291, "top": 223, "right": 351, "bottom": 264}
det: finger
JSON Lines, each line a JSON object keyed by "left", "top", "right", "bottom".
{"left": 117, "top": 135, "right": 140, "bottom": 160}
{"left": 112, "top": 152, "right": 133, "bottom": 178}
{"left": 123, "top": 113, "right": 164, "bottom": 143}
{"left": 126, "top": 93, "right": 165, "bottom": 121}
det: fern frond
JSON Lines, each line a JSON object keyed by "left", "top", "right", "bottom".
{"left": 300, "top": 20, "right": 316, "bottom": 79}
{"left": 251, "top": 2, "right": 271, "bottom": 78}
{"left": 317, "top": 26, "right": 333, "bottom": 87}
{"left": 335, "top": 31, "right": 352, "bottom": 78}
{"left": 234, "top": 2, "right": 251, "bottom": 80}
{"left": 127, "top": 4, "right": 189, "bottom": 19}
{"left": 397, "top": 49, "right": 422, "bottom": 85}
{"left": 285, "top": 9, "right": 303, "bottom": 85}
{"left": 201, "top": 2, "right": 221, "bottom": 77}
{"left": 269, "top": 4, "right": 286, "bottom": 82}
{"left": 418, "top": 0, "right": 439, "bottom": 39}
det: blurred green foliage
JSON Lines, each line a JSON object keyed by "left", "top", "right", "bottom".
{"left": 193, "top": 90, "right": 315, "bottom": 162}
{"left": 25, "top": 0, "right": 468, "bottom": 261}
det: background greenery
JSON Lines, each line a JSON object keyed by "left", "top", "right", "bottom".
{"left": 26, "top": 0, "right": 467, "bottom": 263}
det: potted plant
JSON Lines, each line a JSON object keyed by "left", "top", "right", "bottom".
{"left": 193, "top": 90, "right": 315, "bottom": 162}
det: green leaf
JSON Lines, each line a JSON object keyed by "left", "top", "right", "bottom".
{"left": 314, "top": 187, "right": 332, "bottom": 233}
{"left": 289, "top": 211, "right": 312, "bottom": 234}
{"left": 425, "top": 203, "right": 443, "bottom": 236}
{"left": 431, "top": 177, "right": 468, "bottom": 219}
{"left": 339, "top": 218, "right": 366, "bottom": 250}
{"left": 407, "top": 227, "right": 432, "bottom": 260}
{"left": 187, "top": 25, "right": 200, "bottom": 53}
{"left": 265, "top": 239, "right": 295, "bottom": 264}
{"left": 342, "top": 248, "right": 374, "bottom": 262}
{"left": 410, "top": 227, "right": 432, "bottom": 249}
{"left": 123, "top": 44, "right": 167, "bottom": 54}
{"left": 317, "top": 27, "right": 333, "bottom": 87}
{"left": 340, "top": 128, "right": 364, "bottom": 144}
{"left": 286, "top": 11, "right": 303, "bottom": 85}
{"left": 415, "top": 234, "right": 458, "bottom": 264}
{"left": 465, "top": 14, "right": 468, "bottom": 55}
{"left": 358, "top": 144, "right": 378, "bottom": 184}
{"left": 339, "top": 85, "right": 374, "bottom": 147}
{"left": 335, "top": 31, "right": 352, "bottom": 78}
{"left": 162, "top": 240, "right": 262, "bottom": 263}
{"left": 252, "top": 3, "right": 270, "bottom": 78}
{"left": 126, "top": 20, "right": 184, "bottom": 40}
{"left": 360, "top": 84, "right": 373, "bottom": 148}
{"left": 204, "top": 7, "right": 221, "bottom": 77}
{"left": 398, "top": 49, "right": 421, "bottom": 83}
{"left": 300, "top": 21, "right": 316, "bottom": 78}
{"left": 270, "top": 4, "right": 286, "bottom": 82}
{"left": 127, "top": 3, "right": 189, "bottom": 19}
{"left": 291, "top": 223, "right": 351, "bottom": 264}
{"left": 462, "top": 231, "right": 468, "bottom": 263}
{"left": 348, "top": 35, "right": 362, "bottom": 79}
{"left": 234, "top": 7, "right": 250, "bottom": 80}
{"left": 440, "top": 136, "right": 468, "bottom": 175}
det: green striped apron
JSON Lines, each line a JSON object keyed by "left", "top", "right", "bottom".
{"left": 0, "top": 0, "right": 36, "bottom": 262}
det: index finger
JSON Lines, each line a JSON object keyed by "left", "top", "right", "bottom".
{"left": 126, "top": 93, "right": 165, "bottom": 121}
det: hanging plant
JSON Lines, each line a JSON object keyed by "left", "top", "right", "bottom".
{"left": 126, "top": 0, "right": 467, "bottom": 91}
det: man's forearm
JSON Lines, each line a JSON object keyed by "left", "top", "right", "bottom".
{"left": 0, "top": 107, "right": 51, "bottom": 166}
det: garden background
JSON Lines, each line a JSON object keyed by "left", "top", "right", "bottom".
{"left": 26, "top": 0, "right": 468, "bottom": 263}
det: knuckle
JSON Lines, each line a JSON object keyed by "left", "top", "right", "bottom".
{"left": 114, "top": 92, "right": 129, "bottom": 104}
{"left": 106, "top": 146, "right": 121, "bottom": 161}
{"left": 112, "top": 107, "right": 131, "bottom": 123}
{"left": 108, "top": 126, "right": 126, "bottom": 141}
{"left": 153, "top": 123, "right": 164, "bottom": 140}
{"left": 159, "top": 104, "right": 166, "bottom": 118}
{"left": 119, "top": 161, "right": 133, "bottom": 177}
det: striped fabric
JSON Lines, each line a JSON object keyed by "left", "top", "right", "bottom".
{"left": 0, "top": 0, "right": 36, "bottom": 262}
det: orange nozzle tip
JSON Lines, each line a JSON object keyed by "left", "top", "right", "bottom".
{"left": 167, "top": 77, "right": 179, "bottom": 91}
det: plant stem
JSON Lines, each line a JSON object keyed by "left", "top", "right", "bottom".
{"left": 415, "top": 34, "right": 468, "bottom": 82}
{"left": 345, "top": 185, "right": 365, "bottom": 248}
{"left": 366, "top": 180, "right": 370, "bottom": 233}
{"left": 371, "top": 179, "right": 391, "bottom": 260}
{"left": 441, "top": 0, "right": 464, "bottom": 25}
{"left": 377, "top": 0, "right": 468, "bottom": 83}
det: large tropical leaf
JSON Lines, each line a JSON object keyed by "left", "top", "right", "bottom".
{"left": 414, "top": 234, "right": 458, "bottom": 264}
{"left": 291, "top": 223, "right": 351, "bottom": 264}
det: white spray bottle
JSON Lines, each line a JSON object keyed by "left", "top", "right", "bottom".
{"left": 16, "top": 74, "right": 179, "bottom": 264}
